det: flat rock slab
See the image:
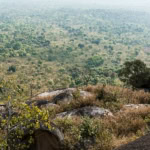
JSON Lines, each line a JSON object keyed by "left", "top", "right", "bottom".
{"left": 56, "top": 106, "right": 113, "bottom": 118}
{"left": 37, "top": 90, "right": 65, "bottom": 98}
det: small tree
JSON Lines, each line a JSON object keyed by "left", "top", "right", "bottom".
{"left": 86, "top": 56, "right": 104, "bottom": 68}
{"left": 78, "top": 44, "right": 84, "bottom": 49}
{"left": 13, "top": 42, "right": 22, "bottom": 50}
{"left": 8, "top": 65, "right": 16, "bottom": 73}
{"left": 118, "top": 60, "right": 150, "bottom": 89}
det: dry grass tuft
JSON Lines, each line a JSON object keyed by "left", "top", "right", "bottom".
{"left": 84, "top": 84, "right": 150, "bottom": 104}
{"left": 131, "top": 90, "right": 150, "bottom": 104}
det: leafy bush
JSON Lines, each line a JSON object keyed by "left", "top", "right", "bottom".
{"left": 8, "top": 65, "right": 16, "bottom": 73}
{"left": 91, "top": 39, "right": 100, "bottom": 45}
{"left": 86, "top": 56, "right": 104, "bottom": 68}
{"left": 79, "top": 118, "right": 112, "bottom": 150}
{"left": 55, "top": 117, "right": 112, "bottom": 150}
{"left": 13, "top": 42, "right": 22, "bottom": 50}
{"left": 78, "top": 44, "right": 84, "bottom": 49}
{"left": 80, "top": 117, "right": 98, "bottom": 139}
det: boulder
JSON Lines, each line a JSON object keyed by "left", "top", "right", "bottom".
{"left": 29, "top": 129, "right": 64, "bottom": 150}
{"left": 51, "top": 89, "right": 73, "bottom": 104}
{"left": 30, "top": 88, "right": 93, "bottom": 107}
{"left": 114, "top": 133, "right": 150, "bottom": 150}
{"left": 56, "top": 106, "right": 113, "bottom": 118}
{"left": 37, "top": 91, "right": 62, "bottom": 98}
{"left": 37, "top": 88, "right": 75, "bottom": 99}
{"left": 51, "top": 88, "right": 93, "bottom": 105}
{"left": 36, "top": 88, "right": 93, "bottom": 104}
{"left": 79, "top": 90, "right": 93, "bottom": 98}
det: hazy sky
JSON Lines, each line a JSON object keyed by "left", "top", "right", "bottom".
{"left": 55, "top": 0, "right": 150, "bottom": 9}
{"left": 1, "top": 0, "right": 150, "bottom": 11}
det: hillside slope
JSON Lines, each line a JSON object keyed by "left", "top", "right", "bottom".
{"left": 1, "top": 84, "right": 150, "bottom": 149}
{"left": 0, "top": 8, "right": 150, "bottom": 92}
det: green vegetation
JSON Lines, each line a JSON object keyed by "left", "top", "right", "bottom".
{"left": 8, "top": 65, "right": 16, "bottom": 73}
{"left": 1, "top": 2, "right": 150, "bottom": 150}
{"left": 119, "top": 60, "right": 150, "bottom": 89}
{"left": 0, "top": 104, "right": 51, "bottom": 150}
{"left": 0, "top": 7, "right": 150, "bottom": 91}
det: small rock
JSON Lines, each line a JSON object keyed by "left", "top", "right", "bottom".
{"left": 122, "top": 104, "right": 150, "bottom": 110}
{"left": 56, "top": 106, "right": 113, "bottom": 118}
{"left": 80, "top": 91, "right": 93, "bottom": 98}
{"left": 0, "top": 105, "right": 6, "bottom": 113}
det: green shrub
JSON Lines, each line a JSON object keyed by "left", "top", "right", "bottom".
{"left": 8, "top": 65, "right": 16, "bottom": 73}
{"left": 72, "top": 89, "right": 81, "bottom": 99}
{"left": 86, "top": 56, "right": 104, "bottom": 68}
{"left": 13, "top": 42, "right": 22, "bottom": 50}
{"left": 80, "top": 117, "right": 98, "bottom": 140}
{"left": 55, "top": 117, "right": 112, "bottom": 150}
{"left": 79, "top": 117, "right": 112, "bottom": 150}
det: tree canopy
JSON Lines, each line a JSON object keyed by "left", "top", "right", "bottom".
{"left": 118, "top": 60, "right": 150, "bottom": 89}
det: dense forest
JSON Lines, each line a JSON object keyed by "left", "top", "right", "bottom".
{"left": 0, "top": 5, "right": 150, "bottom": 95}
